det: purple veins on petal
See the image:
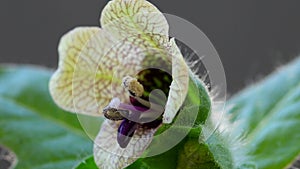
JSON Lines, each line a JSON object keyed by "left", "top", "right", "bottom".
{"left": 117, "top": 119, "right": 138, "bottom": 148}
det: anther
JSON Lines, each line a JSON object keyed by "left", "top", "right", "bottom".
{"left": 103, "top": 107, "right": 128, "bottom": 121}
{"left": 102, "top": 98, "right": 128, "bottom": 121}
{"left": 122, "top": 76, "right": 144, "bottom": 97}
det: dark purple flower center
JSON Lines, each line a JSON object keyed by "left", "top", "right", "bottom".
{"left": 113, "top": 68, "right": 172, "bottom": 148}
{"left": 117, "top": 119, "right": 138, "bottom": 148}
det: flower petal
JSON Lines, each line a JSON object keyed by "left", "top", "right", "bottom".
{"left": 163, "top": 38, "right": 189, "bottom": 123}
{"left": 49, "top": 27, "right": 100, "bottom": 113}
{"left": 93, "top": 120, "right": 156, "bottom": 169}
{"left": 51, "top": 25, "right": 154, "bottom": 116}
{"left": 100, "top": 0, "right": 168, "bottom": 47}
{"left": 72, "top": 36, "right": 147, "bottom": 115}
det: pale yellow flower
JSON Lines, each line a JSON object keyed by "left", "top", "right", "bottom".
{"left": 49, "top": 0, "right": 189, "bottom": 168}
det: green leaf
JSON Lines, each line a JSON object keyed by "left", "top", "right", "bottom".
{"left": 0, "top": 65, "right": 93, "bottom": 169}
{"left": 74, "top": 156, "right": 98, "bottom": 169}
{"left": 227, "top": 57, "right": 300, "bottom": 169}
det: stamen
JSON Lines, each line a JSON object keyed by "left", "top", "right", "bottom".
{"left": 122, "top": 75, "right": 167, "bottom": 111}
{"left": 103, "top": 108, "right": 128, "bottom": 121}
{"left": 122, "top": 76, "right": 144, "bottom": 97}
{"left": 102, "top": 98, "right": 128, "bottom": 121}
{"left": 103, "top": 97, "right": 164, "bottom": 124}
{"left": 120, "top": 103, "right": 148, "bottom": 112}
{"left": 118, "top": 102, "right": 164, "bottom": 123}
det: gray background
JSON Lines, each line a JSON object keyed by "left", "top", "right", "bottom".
{"left": 0, "top": 0, "right": 299, "bottom": 94}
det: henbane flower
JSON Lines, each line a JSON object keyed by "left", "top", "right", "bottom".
{"left": 49, "top": 0, "right": 190, "bottom": 168}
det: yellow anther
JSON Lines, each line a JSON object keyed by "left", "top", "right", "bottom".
{"left": 122, "top": 76, "right": 144, "bottom": 97}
